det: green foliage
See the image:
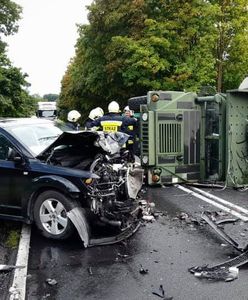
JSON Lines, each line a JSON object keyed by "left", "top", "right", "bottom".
{"left": 0, "top": 221, "right": 20, "bottom": 249}
{"left": 0, "top": 0, "right": 36, "bottom": 117}
{"left": 43, "top": 93, "right": 59, "bottom": 102}
{"left": 5, "top": 229, "right": 20, "bottom": 248}
{"left": 59, "top": 0, "right": 248, "bottom": 117}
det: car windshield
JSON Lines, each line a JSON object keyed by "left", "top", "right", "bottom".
{"left": 8, "top": 123, "right": 62, "bottom": 156}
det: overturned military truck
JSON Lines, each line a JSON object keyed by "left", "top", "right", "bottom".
{"left": 129, "top": 78, "right": 248, "bottom": 188}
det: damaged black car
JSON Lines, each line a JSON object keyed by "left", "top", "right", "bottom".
{"left": 0, "top": 118, "right": 144, "bottom": 247}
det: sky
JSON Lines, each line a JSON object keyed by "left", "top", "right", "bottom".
{"left": 6, "top": 0, "right": 93, "bottom": 96}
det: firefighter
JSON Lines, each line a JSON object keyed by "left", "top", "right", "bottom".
{"left": 66, "top": 110, "right": 81, "bottom": 131}
{"left": 90, "top": 101, "right": 124, "bottom": 132}
{"left": 123, "top": 106, "right": 134, "bottom": 118}
{"left": 84, "top": 107, "right": 104, "bottom": 129}
{"left": 89, "top": 101, "right": 137, "bottom": 160}
{"left": 123, "top": 106, "right": 138, "bottom": 159}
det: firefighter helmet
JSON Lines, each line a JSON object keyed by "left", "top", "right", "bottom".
{"left": 67, "top": 110, "right": 81, "bottom": 122}
{"left": 108, "top": 101, "right": 120, "bottom": 113}
{"left": 88, "top": 107, "right": 104, "bottom": 120}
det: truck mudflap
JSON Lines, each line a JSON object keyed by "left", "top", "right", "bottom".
{"left": 189, "top": 211, "right": 248, "bottom": 280}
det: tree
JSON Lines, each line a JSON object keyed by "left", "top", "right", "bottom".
{"left": 210, "top": 0, "right": 248, "bottom": 91}
{"left": 59, "top": 0, "right": 248, "bottom": 117}
{"left": 0, "top": 57, "right": 35, "bottom": 116}
{"left": 43, "top": 94, "right": 59, "bottom": 102}
{"left": 0, "top": 0, "right": 36, "bottom": 117}
{"left": 0, "top": 0, "right": 22, "bottom": 52}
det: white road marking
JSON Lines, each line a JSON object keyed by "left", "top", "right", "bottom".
{"left": 176, "top": 185, "right": 248, "bottom": 222}
{"left": 191, "top": 186, "right": 248, "bottom": 216}
{"left": 9, "top": 224, "right": 31, "bottom": 300}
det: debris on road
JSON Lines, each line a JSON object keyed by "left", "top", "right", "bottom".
{"left": 201, "top": 211, "right": 242, "bottom": 251}
{"left": 152, "top": 284, "right": 173, "bottom": 299}
{"left": 46, "top": 278, "right": 58, "bottom": 286}
{"left": 175, "top": 212, "right": 202, "bottom": 226}
{"left": 215, "top": 218, "right": 238, "bottom": 225}
{"left": 87, "top": 267, "right": 93, "bottom": 275}
{"left": 191, "top": 266, "right": 239, "bottom": 282}
{"left": 0, "top": 265, "right": 25, "bottom": 272}
{"left": 189, "top": 210, "right": 248, "bottom": 282}
{"left": 142, "top": 215, "right": 155, "bottom": 222}
{"left": 139, "top": 264, "right": 149, "bottom": 274}
{"left": 140, "top": 200, "right": 156, "bottom": 222}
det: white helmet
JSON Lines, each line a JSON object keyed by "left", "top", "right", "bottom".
{"left": 88, "top": 107, "right": 104, "bottom": 120}
{"left": 67, "top": 110, "right": 81, "bottom": 122}
{"left": 108, "top": 101, "right": 120, "bottom": 113}
{"left": 94, "top": 107, "right": 104, "bottom": 118}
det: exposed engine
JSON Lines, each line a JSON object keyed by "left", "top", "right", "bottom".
{"left": 37, "top": 131, "right": 144, "bottom": 229}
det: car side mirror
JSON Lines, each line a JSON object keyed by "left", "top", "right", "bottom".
{"left": 8, "top": 148, "right": 24, "bottom": 165}
{"left": 13, "top": 155, "right": 24, "bottom": 164}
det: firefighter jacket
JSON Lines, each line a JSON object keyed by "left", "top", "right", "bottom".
{"left": 90, "top": 113, "right": 137, "bottom": 141}
{"left": 84, "top": 118, "right": 94, "bottom": 130}
{"left": 65, "top": 121, "right": 80, "bottom": 131}
{"left": 90, "top": 113, "right": 123, "bottom": 132}
{"left": 123, "top": 116, "right": 137, "bottom": 145}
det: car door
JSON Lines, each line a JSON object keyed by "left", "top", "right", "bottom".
{"left": 0, "top": 133, "right": 29, "bottom": 217}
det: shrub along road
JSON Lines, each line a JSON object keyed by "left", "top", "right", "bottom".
{"left": 0, "top": 221, "right": 20, "bottom": 299}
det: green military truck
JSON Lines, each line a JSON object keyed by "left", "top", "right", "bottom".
{"left": 128, "top": 79, "right": 248, "bottom": 188}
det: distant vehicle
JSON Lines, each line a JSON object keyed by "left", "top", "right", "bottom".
{"left": 37, "top": 101, "right": 57, "bottom": 119}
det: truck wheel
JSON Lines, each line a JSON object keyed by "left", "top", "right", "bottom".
{"left": 33, "top": 190, "right": 76, "bottom": 240}
{"left": 128, "top": 96, "right": 147, "bottom": 111}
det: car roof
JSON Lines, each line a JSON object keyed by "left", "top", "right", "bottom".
{"left": 0, "top": 118, "right": 54, "bottom": 128}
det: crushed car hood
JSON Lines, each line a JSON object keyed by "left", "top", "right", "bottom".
{"left": 36, "top": 131, "right": 99, "bottom": 158}
{"left": 36, "top": 130, "right": 129, "bottom": 160}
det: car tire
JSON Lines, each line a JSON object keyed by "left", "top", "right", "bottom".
{"left": 33, "top": 190, "right": 77, "bottom": 240}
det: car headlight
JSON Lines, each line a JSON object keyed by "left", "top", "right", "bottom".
{"left": 142, "top": 113, "right": 148, "bottom": 121}
{"left": 142, "top": 156, "right": 148, "bottom": 164}
{"left": 84, "top": 178, "right": 93, "bottom": 185}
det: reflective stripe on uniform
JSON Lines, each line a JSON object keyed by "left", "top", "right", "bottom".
{"left": 100, "top": 120, "right": 122, "bottom": 132}
{"left": 128, "top": 125, "right": 133, "bottom": 130}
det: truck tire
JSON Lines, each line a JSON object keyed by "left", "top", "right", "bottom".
{"left": 128, "top": 96, "right": 147, "bottom": 111}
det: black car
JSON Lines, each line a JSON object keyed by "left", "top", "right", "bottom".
{"left": 0, "top": 118, "right": 143, "bottom": 247}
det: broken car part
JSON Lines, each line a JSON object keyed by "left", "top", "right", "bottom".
{"left": 201, "top": 211, "right": 242, "bottom": 251}
{"left": 193, "top": 266, "right": 239, "bottom": 282}
{"left": 189, "top": 211, "right": 248, "bottom": 281}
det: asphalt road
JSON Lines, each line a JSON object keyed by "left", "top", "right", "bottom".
{"left": 0, "top": 221, "right": 19, "bottom": 300}
{"left": 25, "top": 186, "right": 248, "bottom": 300}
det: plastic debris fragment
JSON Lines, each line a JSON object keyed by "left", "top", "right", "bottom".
{"left": 139, "top": 264, "right": 149, "bottom": 274}
{"left": 193, "top": 266, "right": 239, "bottom": 282}
{"left": 46, "top": 278, "right": 58, "bottom": 286}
